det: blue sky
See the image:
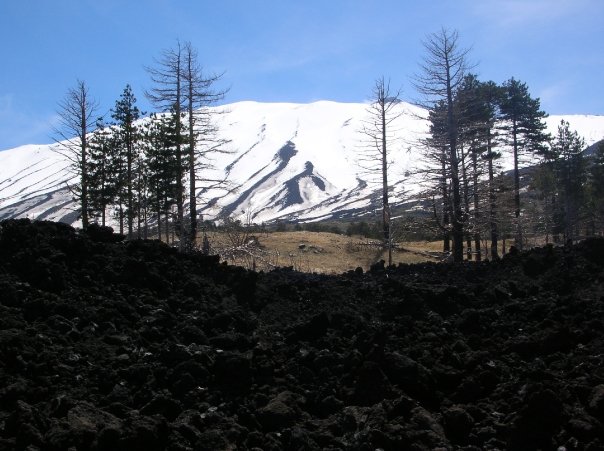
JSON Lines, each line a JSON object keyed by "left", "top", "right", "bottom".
{"left": 1, "top": 0, "right": 602, "bottom": 151}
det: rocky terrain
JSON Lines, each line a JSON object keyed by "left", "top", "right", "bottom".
{"left": 1, "top": 219, "right": 604, "bottom": 450}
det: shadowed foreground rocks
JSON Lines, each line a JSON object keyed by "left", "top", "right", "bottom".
{"left": 1, "top": 219, "right": 604, "bottom": 450}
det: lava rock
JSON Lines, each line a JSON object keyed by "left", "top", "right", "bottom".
{"left": 1, "top": 219, "right": 604, "bottom": 450}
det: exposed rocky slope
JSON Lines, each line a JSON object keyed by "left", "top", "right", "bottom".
{"left": 1, "top": 219, "right": 604, "bottom": 450}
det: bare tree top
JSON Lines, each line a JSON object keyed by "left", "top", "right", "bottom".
{"left": 55, "top": 80, "right": 99, "bottom": 142}
{"left": 53, "top": 80, "right": 99, "bottom": 167}
{"left": 412, "top": 28, "right": 474, "bottom": 108}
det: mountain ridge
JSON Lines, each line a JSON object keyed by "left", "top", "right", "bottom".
{"left": 1, "top": 100, "right": 604, "bottom": 227}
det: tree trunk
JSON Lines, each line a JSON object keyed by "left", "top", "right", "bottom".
{"left": 512, "top": 119, "right": 522, "bottom": 250}
{"left": 165, "top": 211, "right": 170, "bottom": 244}
{"left": 137, "top": 166, "right": 142, "bottom": 239}
{"left": 80, "top": 106, "right": 89, "bottom": 229}
{"left": 487, "top": 132, "right": 499, "bottom": 259}
{"left": 127, "top": 138, "right": 133, "bottom": 239}
{"left": 381, "top": 101, "right": 391, "bottom": 266}
{"left": 175, "top": 56, "right": 185, "bottom": 250}
{"left": 552, "top": 193, "right": 560, "bottom": 243}
{"left": 460, "top": 143, "right": 472, "bottom": 261}
{"left": 446, "top": 97, "right": 463, "bottom": 261}
{"left": 100, "top": 169, "right": 107, "bottom": 227}
{"left": 119, "top": 204, "right": 124, "bottom": 236}
{"left": 156, "top": 206, "right": 162, "bottom": 242}
{"left": 471, "top": 147, "right": 481, "bottom": 261}
{"left": 188, "top": 58, "right": 198, "bottom": 247}
{"left": 100, "top": 176, "right": 106, "bottom": 227}
{"left": 441, "top": 154, "right": 450, "bottom": 253}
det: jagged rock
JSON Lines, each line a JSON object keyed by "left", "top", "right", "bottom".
{"left": 257, "top": 391, "right": 305, "bottom": 431}
{"left": 442, "top": 405, "right": 474, "bottom": 443}
{"left": 588, "top": 385, "right": 604, "bottom": 418}
{"left": 1, "top": 219, "right": 604, "bottom": 449}
{"left": 140, "top": 395, "right": 182, "bottom": 422}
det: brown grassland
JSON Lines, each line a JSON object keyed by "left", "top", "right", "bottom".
{"left": 201, "top": 229, "right": 526, "bottom": 273}
{"left": 205, "top": 230, "right": 444, "bottom": 274}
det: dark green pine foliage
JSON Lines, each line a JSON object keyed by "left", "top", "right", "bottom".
{"left": 87, "top": 119, "right": 119, "bottom": 226}
{"left": 586, "top": 141, "right": 604, "bottom": 234}
{"left": 112, "top": 85, "right": 142, "bottom": 239}
{"left": 134, "top": 141, "right": 150, "bottom": 239}
{"left": 499, "top": 77, "right": 549, "bottom": 249}
{"left": 454, "top": 76, "right": 504, "bottom": 260}
{"left": 478, "top": 81, "right": 504, "bottom": 259}
{"left": 550, "top": 120, "right": 586, "bottom": 242}
{"left": 426, "top": 100, "right": 452, "bottom": 253}
{"left": 145, "top": 43, "right": 187, "bottom": 248}
{"left": 532, "top": 157, "right": 560, "bottom": 242}
{"left": 455, "top": 74, "right": 486, "bottom": 260}
{"left": 143, "top": 111, "right": 186, "bottom": 242}
{"left": 415, "top": 28, "right": 471, "bottom": 262}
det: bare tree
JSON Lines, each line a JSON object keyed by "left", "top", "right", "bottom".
{"left": 182, "top": 42, "right": 229, "bottom": 247}
{"left": 54, "top": 79, "right": 99, "bottom": 229}
{"left": 414, "top": 28, "right": 472, "bottom": 262}
{"left": 146, "top": 42, "right": 187, "bottom": 248}
{"left": 146, "top": 41, "right": 229, "bottom": 250}
{"left": 359, "top": 77, "right": 403, "bottom": 266}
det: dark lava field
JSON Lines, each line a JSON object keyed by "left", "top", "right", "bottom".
{"left": 1, "top": 219, "right": 604, "bottom": 450}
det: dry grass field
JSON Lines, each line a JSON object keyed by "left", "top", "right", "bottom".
{"left": 204, "top": 230, "right": 445, "bottom": 274}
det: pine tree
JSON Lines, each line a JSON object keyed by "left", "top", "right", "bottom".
{"left": 455, "top": 74, "right": 483, "bottom": 260}
{"left": 454, "top": 76, "right": 505, "bottom": 260}
{"left": 141, "top": 115, "right": 165, "bottom": 240}
{"left": 423, "top": 100, "right": 452, "bottom": 253}
{"left": 143, "top": 111, "right": 186, "bottom": 242}
{"left": 87, "top": 120, "right": 119, "bottom": 226}
{"left": 586, "top": 141, "right": 604, "bottom": 234}
{"left": 479, "top": 81, "right": 504, "bottom": 259}
{"left": 532, "top": 160, "right": 559, "bottom": 243}
{"left": 415, "top": 28, "right": 473, "bottom": 262}
{"left": 550, "top": 120, "right": 586, "bottom": 242}
{"left": 499, "top": 78, "right": 549, "bottom": 249}
{"left": 112, "top": 85, "right": 142, "bottom": 239}
{"left": 146, "top": 43, "right": 187, "bottom": 248}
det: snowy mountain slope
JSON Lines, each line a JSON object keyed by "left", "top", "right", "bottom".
{"left": 1, "top": 101, "right": 603, "bottom": 227}
{"left": 197, "top": 101, "right": 428, "bottom": 223}
{"left": 0, "top": 144, "right": 80, "bottom": 223}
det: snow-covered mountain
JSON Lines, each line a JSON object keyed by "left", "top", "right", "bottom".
{"left": 1, "top": 101, "right": 604, "bottom": 227}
